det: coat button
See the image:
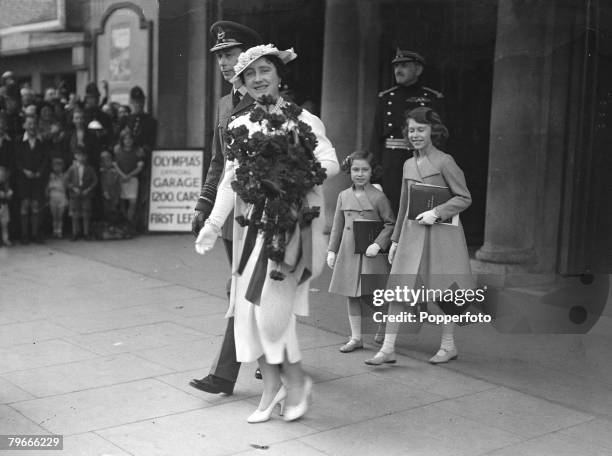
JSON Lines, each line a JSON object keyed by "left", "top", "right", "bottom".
{"left": 387, "top": 101, "right": 392, "bottom": 105}
{"left": 386, "top": 111, "right": 391, "bottom": 115}
{"left": 387, "top": 123, "right": 393, "bottom": 127}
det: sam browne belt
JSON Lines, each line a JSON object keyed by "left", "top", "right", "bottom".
{"left": 385, "top": 138, "right": 410, "bottom": 150}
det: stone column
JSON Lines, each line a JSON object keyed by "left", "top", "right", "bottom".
{"left": 320, "top": 0, "right": 361, "bottom": 226}
{"left": 185, "top": 0, "right": 208, "bottom": 148}
{"left": 475, "top": 0, "right": 552, "bottom": 268}
{"left": 156, "top": 0, "right": 189, "bottom": 148}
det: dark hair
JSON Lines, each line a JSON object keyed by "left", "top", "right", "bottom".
{"left": 37, "top": 102, "right": 54, "bottom": 116}
{"left": 403, "top": 107, "right": 449, "bottom": 148}
{"left": 239, "top": 54, "right": 288, "bottom": 85}
{"left": 341, "top": 150, "right": 383, "bottom": 181}
{"left": 120, "top": 125, "right": 134, "bottom": 139}
{"left": 23, "top": 113, "right": 37, "bottom": 123}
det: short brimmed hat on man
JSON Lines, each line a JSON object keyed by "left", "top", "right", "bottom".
{"left": 391, "top": 48, "right": 425, "bottom": 65}
{"left": 209, "top": 21, "right": 263, "bottom": 53}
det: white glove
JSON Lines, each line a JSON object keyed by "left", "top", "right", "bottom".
{"left": 365, "top": 243, "right": 381, "bottom": 257}
{"left": 388, "top": 242, "right": 398, "bottom": 264}
{"left": 327, "top": 251, "right": 336, "bottom": 269}
{"left": 416, "top": 209, "right": 438, "bottom": 225}
{"left": 195, "top": 222, "right": 221, "bottom": 255}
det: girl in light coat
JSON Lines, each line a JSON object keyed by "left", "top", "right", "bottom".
{"left": 327, "top": 150, "right": 395, "bottom": 352}
{"left": 365, "top": 107, "right": 474, "bottom": 366}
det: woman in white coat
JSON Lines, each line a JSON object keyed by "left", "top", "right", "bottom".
{"left": 195, "top": 44, "right": 339, "bottom": 423}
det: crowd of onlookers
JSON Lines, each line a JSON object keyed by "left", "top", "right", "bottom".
{"left": 0, "top": 70, "right": 157, "bottom": 245}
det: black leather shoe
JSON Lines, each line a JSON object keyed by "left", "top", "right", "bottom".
{"left": 189, "top": 375, "right": 234, "bottom": 395}
{"left": 254, "top": 368, "right": 262, "bottom": 380}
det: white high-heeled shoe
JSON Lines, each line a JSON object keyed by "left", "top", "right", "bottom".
{"left": 247, "top": 385, "right": 287, "bottom": 423}
{"left": 283, "top": 376, "right": 313, "bottom": 422}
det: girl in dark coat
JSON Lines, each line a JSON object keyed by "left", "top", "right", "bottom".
{"left": 365, "top": 107, "right": 474, "bottom": 366}
{"left": 328, "top": 151, "right": 395, "bottom": 352}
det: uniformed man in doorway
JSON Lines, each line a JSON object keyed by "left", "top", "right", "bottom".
{"left": 370, "top": 49, "right": 444, "bottom": 215}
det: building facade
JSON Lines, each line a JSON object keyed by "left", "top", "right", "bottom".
{"left": 1, "top": 0, "right": 610, "bottom": 280}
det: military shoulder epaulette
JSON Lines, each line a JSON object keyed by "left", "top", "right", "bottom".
{"left": 423, "top": 86, "right": 444, "bottom": 98}
{"left": 378, "top": 86, "right": 399, "bottom": 98}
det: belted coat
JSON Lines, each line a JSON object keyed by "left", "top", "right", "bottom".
{"left": 328, "top": 183, "right": 395, "bottom": 297}
{"left": 388, "top": 148, "right": 474, "bottom": 296}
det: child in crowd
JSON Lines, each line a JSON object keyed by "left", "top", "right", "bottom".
{"left": 66, "top": 147, "right": 98, "bottom": 240}
{"left": 113, "top": 127, "right": 144, "bottom": 224}
{"left": 99, "top": 150, "right": 121, "bottom": 222}
{"left": 16, "top": 114, "right": 48, "bottom": 244}
{"left": 46, "top": 158, "right": 68, "bottom": 238}
{"left": 0, "top": 166, "right": 13, "bottom": 246}
{"left": 327, "top": 150, "right": 395, "bottom": 352}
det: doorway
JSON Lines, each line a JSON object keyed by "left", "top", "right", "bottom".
{"left": 220, "top": 0, "right": 325, "bottom": 114}
{"left": 378, "top": 0, "right": 498, "bottom": 247}
{"left": 563, "top": 0, "right": 612, "bottom": 274}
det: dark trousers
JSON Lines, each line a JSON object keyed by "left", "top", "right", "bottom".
{"left": 381, "top": 147, "right": 412, "bottom": 215}
{"left": 208, "top": 238, "right": 241, "bottom": 383}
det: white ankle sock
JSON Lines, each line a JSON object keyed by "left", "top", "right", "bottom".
{"left": 440, "top": 322, "right": 456, "bottom": 352}
{"left": 381, "top": 332, "right": 397, "bottom": 354}
{"left": 348, "top": 314, "right": 362, "bottom": 340}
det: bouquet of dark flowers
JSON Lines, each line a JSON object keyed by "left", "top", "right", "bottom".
{"left": 225, "top": 95, "right": 327, "bottom": 281}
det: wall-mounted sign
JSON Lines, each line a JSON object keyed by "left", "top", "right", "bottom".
{"left": 109, "top": 25, "right": 131, "bottom": 82}
{"left": 0, "top": 0, "right": 65, "bottom": 36}
{"left": 148, "top": 150, "right": 204, "bottom": 232}
{"left": 95, "top": 6, "right": 151, "bottom": 111}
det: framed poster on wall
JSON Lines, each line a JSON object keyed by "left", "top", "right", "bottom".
{"left": 94, "top": 4, "right": 152, "bottom": 109}
{"left": 109, "top": 25, "right": 131, "bottom": 83}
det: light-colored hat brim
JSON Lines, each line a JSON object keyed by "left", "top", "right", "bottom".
{"left": 231, "top": 44, "right": 297, "bottom": 83}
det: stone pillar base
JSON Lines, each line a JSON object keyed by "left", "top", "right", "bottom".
{"left": 470, "top": 258, "right": 557, "bottom": 288}
{"left": 475, "top": 244, "right": 537, "bottom": 265}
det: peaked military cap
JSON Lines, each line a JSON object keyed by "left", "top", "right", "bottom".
{"left": 209, "top": 21, "right": 263, "bottom": 53}
{"left": 391, "top": 48, "right": 425, "bottom": 65}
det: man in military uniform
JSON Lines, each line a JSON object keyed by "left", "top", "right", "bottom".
{"left": 370, "top": 49, "right": 444, "bottom": 215}
{"left": 189, "top": 21, "right": 263, "bottom": 396}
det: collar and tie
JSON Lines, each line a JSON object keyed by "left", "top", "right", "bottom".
{"left": 232, "top": 90, "right": 242, "bottom": 108}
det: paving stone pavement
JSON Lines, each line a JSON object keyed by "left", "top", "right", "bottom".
{"left": 1, "top": 236, "right": 611, "bottom": 456}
